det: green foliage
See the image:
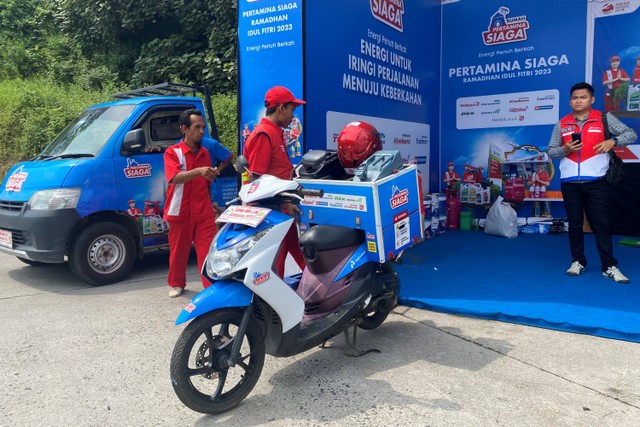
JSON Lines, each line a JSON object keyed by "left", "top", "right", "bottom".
{"left": 1, "top": 0, "right": 237, "bottom": 93}
{"left": 0, "top": 78, "right": 113, "bottom": 176}
{"left": 0, "top": 0, "right": 55, "bottom": 39}
{"left": 57, "top": 0, "right": 238, "bottom": 93}
{"left": 0, "top": 0, "right": 118, "bottom": 90}
{"left": 211, "top": 93, "right": 239, "bottom": 156}
{"left": 0, "top": 0, "right": 55, "bottom": 80}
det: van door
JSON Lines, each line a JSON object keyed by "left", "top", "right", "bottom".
{"left": 115, "top": 106, "right": 196, "bottom": 249}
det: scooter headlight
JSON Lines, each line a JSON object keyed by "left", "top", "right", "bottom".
{"left": 205, "top": 227, "right": 271, "bottom": 280}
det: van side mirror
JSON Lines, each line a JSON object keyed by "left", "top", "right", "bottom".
{"left": 123, "top": 129, "right": 146, "bottom": 153}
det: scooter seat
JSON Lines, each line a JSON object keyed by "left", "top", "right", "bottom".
{"left": 299, "top": 225, "right": 364, "bottom": 254}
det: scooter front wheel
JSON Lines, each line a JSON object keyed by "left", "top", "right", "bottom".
{"left": 170, "top": 309, "right": 265, "bottom": 414}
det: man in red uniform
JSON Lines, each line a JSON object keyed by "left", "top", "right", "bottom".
{"left": 241, "top": 123, "right": 251, "bottom": 143}
{"left": 243, "top": 86, "right": 306, "bottom": 277}
{"left": 164, "top": 109, "right": 220, "bottom": 297}
{"left": 602, "top": 55, "right": 630, "bottom": 112}
{"left": 633, "top": 57, "right": 640, "bottom": 85}
{"left": 531, "top": 163, "right": 551, "bottom": 188}
{"left": 125, "top": 199, "right": 142, "bottom": 219}
{"left": 443, "top": 161, "right": 460, "bottom": 189}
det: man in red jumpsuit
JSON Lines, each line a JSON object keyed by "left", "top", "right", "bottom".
{"left": 164, "top": 108, "right": 220, "bottom": 297}
{"left": 243, "top": 86, "right": 306, "bottom": 277}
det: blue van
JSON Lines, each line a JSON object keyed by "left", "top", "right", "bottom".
{"left": 0, "top": 83, "right": 234, "bottom": 285}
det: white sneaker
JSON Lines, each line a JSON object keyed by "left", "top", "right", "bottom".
{"left": 168, "top": 287, "right": 184, "bottom": 297}
{"left": 602, "top": 266, "right": 630, "bottom": 284}
{"left": 566, "top": 261, "right": 585, "bottom": 276}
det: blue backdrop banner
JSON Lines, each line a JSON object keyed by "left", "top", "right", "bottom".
{"left": 238, "top": 0, "right": 305, "bottom": 164}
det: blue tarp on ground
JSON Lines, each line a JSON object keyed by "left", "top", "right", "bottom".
{"left": 396, "top": 230, "right": 640, "bottom": 343}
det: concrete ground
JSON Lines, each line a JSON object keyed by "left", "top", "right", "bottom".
{"left": 0, "top": 251, "right": 639, "bottom": 426}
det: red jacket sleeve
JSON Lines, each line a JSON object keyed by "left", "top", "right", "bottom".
{"left": 243, "top": 132, "right": 272, "bottom": 176}
{"left": 164, "top": 148, "right": 181, "bottom": 183}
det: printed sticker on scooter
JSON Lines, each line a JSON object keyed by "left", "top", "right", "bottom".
{"left": 247, "top": 181, "right": 260, "bottom": 194}
{"left": 301, "top": 193, "right": 368, "bottom": 212}
{"left": 217, "top": 205, "right": 271, "bottom": 227}
{"left": 252, "top": 271, "right": 271, "bottom": 286}
{"left": 184, "top": 303, "right": 196, "bottom": 313}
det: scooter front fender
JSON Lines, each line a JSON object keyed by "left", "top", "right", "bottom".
{"left": 175, "top": 280, "right": 252, "bottom": 325}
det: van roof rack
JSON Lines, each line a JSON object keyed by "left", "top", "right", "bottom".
{"left": 112, "top": 82, "right": 219, "bottom": 140}
{"left": 112, "top": 82, "right": 205, "bottom": 99}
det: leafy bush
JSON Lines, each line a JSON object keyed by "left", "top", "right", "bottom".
{"left": 211, "top": 93, "right": 239, "bottom": 156}
{"left": 0, "top": 78, "right": 111, "bottom": 176}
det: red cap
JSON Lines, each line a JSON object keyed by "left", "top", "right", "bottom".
{"left": 264, "top": 86, "right": 306, "bottom": 109}
{"left": 448, "top": 161, "right": 454, "bottom": 167}
{"left": 128, "top": 199, "right": 135, "bottom": 204}
{"left": 610, "top": 55, "right": 621, "bottom": 62}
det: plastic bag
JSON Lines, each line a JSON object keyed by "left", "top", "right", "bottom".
{"left": 484, "top": 196, "right": 518, "bottom": 238}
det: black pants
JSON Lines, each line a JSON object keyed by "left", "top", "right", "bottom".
{"left": 561, "top": 179, "right": 617, "bottom": 271}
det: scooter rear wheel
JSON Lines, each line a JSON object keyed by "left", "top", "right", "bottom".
{"left": 359, "top": 263, "right": 398, "bottom": 330}
{"left": 170, "top": 309, "right": 265, "bottom": 414}
{"left": 358, "top": 309, "right": 392, "bottom": 330}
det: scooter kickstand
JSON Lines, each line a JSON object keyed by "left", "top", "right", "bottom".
{"left": 343, "top": 326, "right": 380, "bottom": 357}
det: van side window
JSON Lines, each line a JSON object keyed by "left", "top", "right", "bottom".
{"left": 121, "top": 107, "right": 196, "bottom": 156}
{"left": 141, "top": 115, "right": 182, "bottom": 153}
{"left": 150, "top": 116, "right": 181, "bottom": 141}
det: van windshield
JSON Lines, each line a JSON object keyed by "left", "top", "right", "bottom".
{"left": 40, "top": 105, "right": 135, "bottom": 158}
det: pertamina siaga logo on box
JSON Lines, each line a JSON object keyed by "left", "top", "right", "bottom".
{"left": 482, "top": 6, "right": 530, "bottom": 46}
{"left": 370, "top": 0, "right": 405, "bottom": 33}
{"left": 124, "top": 158, "right": 152, "bottom": 178}
{"left": 390, "top": 185, "right": 409, "bottom": 209}
{"left": 5, "top": 166, "right": 28, "bottom": 192}
{"left": 252, "top": 271, "right": 271, "bottom": 286}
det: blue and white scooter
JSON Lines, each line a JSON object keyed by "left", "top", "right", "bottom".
{"left": 170, "top": 157, "right": 400, "bottom": 414}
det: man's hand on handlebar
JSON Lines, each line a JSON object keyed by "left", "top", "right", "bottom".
{"left": 284, "top": 202, "right": 301, "bottom": 224}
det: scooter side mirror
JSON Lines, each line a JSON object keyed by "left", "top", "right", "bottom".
{"left": 236, "top": 155, "right": 250, "bottom": 174}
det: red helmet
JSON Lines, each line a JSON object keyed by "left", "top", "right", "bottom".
{"left": 337, "top": 121, "right": 382, "bottom": 170}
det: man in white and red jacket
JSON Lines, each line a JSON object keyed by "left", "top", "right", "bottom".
{"left": 547, "top": 82, "right": 636, "bottom": 284}
{"left": 164, "top": 109, "right": 221, "bottom": 297}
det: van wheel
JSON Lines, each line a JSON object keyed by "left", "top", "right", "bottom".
{"left": 69, "top": 222, "right": 135, "bottom": 286}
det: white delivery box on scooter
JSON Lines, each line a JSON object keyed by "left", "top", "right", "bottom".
{"left": 297, "top": 151, "right": 424, "bottom": 263}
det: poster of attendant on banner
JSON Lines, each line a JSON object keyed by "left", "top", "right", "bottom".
{"left": 588, "top": 0, "right": 640, "bottom": 163}
{"left": 238, "top": 0, "right": 305, "bottom": 164}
